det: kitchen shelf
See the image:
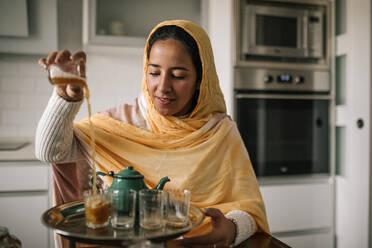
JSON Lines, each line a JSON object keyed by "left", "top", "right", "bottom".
{"left": 83, "top": 0, "right": 207, "bottom": 52}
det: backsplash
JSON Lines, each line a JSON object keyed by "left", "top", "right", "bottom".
{"left": 0, "top": 52, "right": 143, "bottom": 138}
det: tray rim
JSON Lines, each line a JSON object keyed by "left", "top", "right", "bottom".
{"left": 41, "top": 199, "right": 205, "bottom": 243}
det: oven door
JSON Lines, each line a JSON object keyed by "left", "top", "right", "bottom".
{"left": 235, "top": 94, "right": 329, "bottom": 177}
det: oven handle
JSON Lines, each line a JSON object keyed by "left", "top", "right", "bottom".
{"left": 235, "top": 93, "right": 332, "bottom": 100}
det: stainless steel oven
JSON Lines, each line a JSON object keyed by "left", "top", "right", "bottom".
{"left": 234, "top": 68, "right": 330, "bottom": 177}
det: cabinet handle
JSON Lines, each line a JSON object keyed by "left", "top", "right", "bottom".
{"left": 357, "top": 119, "right": 364, "bottom": 129}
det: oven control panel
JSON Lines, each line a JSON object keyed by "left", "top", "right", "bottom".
{"left": 234, "top": 68, "right": 330, "bottom": 92}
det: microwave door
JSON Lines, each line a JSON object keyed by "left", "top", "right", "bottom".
{"left": 244, "top": 5, "right": 307, "bottom": 58}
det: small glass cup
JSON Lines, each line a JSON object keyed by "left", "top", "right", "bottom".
{"left": 46, "top": 61, "right": 86, "bottom": 86}
{"left": 164, "top": 189, "right": 191, "bottom": 228}
{"left": 84, "top": 189, "right": 112, "bottom": 229}
{"left": 112, "top": 189, "right": 137, "bottom": 229}
{"left": 139, "top": 189, "right": 164, "bottom": 230}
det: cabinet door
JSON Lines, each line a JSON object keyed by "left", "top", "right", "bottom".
{"left": 0, "top": 0, "right": 57, "bottom": 54}
{"left": 0, "top": 194, "right": 49, "bottom": 248}
{"left": 277, "top": 232, "right": 333, "bottom": 248}
{"left": 334, "top": 0, "right": 371, "bottom": 247}
{"left": 260, "top": 183, "right": 332, "bottom": 233}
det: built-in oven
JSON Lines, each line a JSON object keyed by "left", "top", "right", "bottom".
{"left": 234, "top": 68, "right": 330, "bottom": 177}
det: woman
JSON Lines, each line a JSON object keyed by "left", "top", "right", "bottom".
{"left": 36, "top": 20, "right": 270, "bottom": 247}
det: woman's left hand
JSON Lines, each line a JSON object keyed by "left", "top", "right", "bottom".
{"left": 182, "top": 208, "right": 236, "bottom": 247}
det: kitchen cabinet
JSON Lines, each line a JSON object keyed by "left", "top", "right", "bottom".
{"left": 82, "top": 0, "right": 208, "bottom": 54}
{"left": 260, "top": 181, "right": 334, "bottom": 248}
{"left": 0, "top": 0, "right": 82, "bottom": 55}
{"left": 0, "top": 161, "right": 53, "bottom": 248}
{"left": 0, "top": 0, "right": 57, "bottom": 55}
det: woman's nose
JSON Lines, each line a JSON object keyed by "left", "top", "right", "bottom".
{"left": 158, "top": 74, "right": 172, "bottom": 93}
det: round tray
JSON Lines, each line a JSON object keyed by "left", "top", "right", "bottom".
{"left": 41, "top": 200, "right": 205, "bottom": 246}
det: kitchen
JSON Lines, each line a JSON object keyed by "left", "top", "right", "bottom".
{"left": 0, "top": 0, "right": 370, "bottom": 247}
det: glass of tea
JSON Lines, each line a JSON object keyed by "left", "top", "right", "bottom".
{"left": 84, "top": 189, "right": 112, "bottom": 229}
{"left": 46, "top": 60, "right": 86, "bottom": 87}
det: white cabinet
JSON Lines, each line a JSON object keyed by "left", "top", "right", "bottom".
{"left": 0, "top": 0, "right": 58, "bottom": 55}
{"left": 0, "top": 161, "right": 52, "bottom": 248}
{"left": 0, "top": 0, "right": 82, "bottom": 55}
{"left": 277, "top": 232, "right": 333, "bottom": 248}
{"left": 0, "top": 194, "right": 49, "bottom": 248}
{"left": 82, "top": 0, "right": 208, "bottom": 54}
{"left": 260, "top": 181, "right": 334, "bottom": 248}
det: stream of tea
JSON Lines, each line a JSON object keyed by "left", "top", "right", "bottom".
{"left": 52, "top": 76, "right": 98, "bottom": 195}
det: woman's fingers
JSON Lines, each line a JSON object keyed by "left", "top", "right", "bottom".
{"left": 72, "top": 51, "right": 87, "bottom": 63}
{"left": 182, "top": 208, "right": 224, "bottom": 246}
{"left": 38, "top": 58, "right": 47, "bottom": 68}
{"left": 204, "top": 208, "right": 224, "bottom": 220}
{"left": 55, "top": 50, "right": 71, "bottom": 63}
{"left": 46, "top": 51, "right": 58, "bottom": 64}
{"left": 182, "top": 208, "right": 236, "bottom": 247}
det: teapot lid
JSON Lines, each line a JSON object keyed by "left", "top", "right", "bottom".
{"left": 115, "top": 166, "right": 144, "bottom": 179}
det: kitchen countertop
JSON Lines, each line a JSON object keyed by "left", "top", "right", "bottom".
{"left": 0, "top": 137, "right": 37, "bottom": 161}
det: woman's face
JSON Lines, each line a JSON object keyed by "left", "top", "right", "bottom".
{"left": 147, "top": 38, "right": 199, "bottom": 116}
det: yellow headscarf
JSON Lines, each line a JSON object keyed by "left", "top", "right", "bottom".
{"left": 141, "top": 20, "right": 226, "bottom": 137}
{"left": 74, "top": 20, "right": 270, "bottom": 235}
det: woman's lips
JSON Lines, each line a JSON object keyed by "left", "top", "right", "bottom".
{"left": 157, "top": 97, "right": 173, "bottom": 105}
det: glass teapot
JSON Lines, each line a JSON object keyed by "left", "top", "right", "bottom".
{"left": 95, "top": 166, "right": 170, "bottom": 192}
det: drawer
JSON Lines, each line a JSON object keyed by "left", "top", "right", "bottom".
{"left": 276, "top": 231, "right": 333, "bottom": 248}
{"left": 0, "top": 194, "right": 50, "bottom": 247}
{"left": 260, "top": 183, "right": 333, "bottom": 233}
{"left": 0, "top": 161, "right": 49, "bottom": 191}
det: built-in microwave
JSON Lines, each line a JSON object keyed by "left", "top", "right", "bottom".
{"left": 242, "top": 1, "right": 326, "bottom": 60}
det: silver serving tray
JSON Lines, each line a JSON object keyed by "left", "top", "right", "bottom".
{"left": 41, "top": 200, "right": 205, "bottom": 246}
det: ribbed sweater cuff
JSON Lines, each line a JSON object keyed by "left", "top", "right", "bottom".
{"left": 226, "top": 210, "right": 256, "bottom": 247}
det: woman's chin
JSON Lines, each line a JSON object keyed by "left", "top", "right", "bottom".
{"left": 155, "top": 106, "right": 175, "bottom": 116}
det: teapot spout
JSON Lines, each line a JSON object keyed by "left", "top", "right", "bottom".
{"left": 154, "top": 176, "right": 170, "bottom": 190}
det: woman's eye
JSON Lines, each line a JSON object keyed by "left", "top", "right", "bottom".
{"left": 172, "top": 75, "right": 185, "bottom": 79}
{"left": 149, "top": 72, "right": 160, "bottom": 77}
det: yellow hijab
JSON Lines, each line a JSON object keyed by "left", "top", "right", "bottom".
{"left": 74, "top": 20, "right": 270, "bottom": 235}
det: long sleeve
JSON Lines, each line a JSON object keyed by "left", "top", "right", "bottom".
{"left": 35, "top": 89, "right": 84, "bottom": 163}
{"left": 226, "top": 210, "right": 256, "bottom": 246}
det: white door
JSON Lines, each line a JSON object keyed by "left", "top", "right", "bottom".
{"left": 334, "top": 0, "right": 371, "bottom": 247}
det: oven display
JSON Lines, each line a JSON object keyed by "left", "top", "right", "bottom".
{"left": 277, "top": 74, "right": 292, "bottom": 83}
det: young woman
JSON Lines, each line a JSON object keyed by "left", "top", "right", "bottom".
{"left": 36, "top": 20, "right": 270, "bottom": 247}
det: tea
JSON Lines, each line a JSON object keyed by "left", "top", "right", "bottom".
{"left": 85, "top": 193, "right": 110, "bottom": 228}
{"left": 49, "top": 64, "right": 98, "bottom": 195}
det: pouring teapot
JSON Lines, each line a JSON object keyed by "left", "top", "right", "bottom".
{"left": 95, "top": 166, "right": 170, "bottom": 192}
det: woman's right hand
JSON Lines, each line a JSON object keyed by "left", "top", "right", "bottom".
{"left": 38, "top": 50, "right": 86, "bottom": 102}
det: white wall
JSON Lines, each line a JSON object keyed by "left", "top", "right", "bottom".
{"left": 207, "top": 0, "right": 234, "bottom": 117}
{"left": 0, "top": 55, "right": 51, "bottom": 137}
{"left": 0, "top": 52, "right": 143, "bottom": 138}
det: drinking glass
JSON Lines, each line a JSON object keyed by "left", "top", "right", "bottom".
{"left": 84, "top": 189, "right": 112, "bottom": 229}
{"left": 112, "top": 189, "right": 137, "bottom": 229}
{"left": 164, "top": 189, "right": 191, "bottom": 228}
{"left": 46, "top": 61, "right": 86, "bottom": 86}
{"left": 139, "top": 189, "right": 164, "bottom": 230}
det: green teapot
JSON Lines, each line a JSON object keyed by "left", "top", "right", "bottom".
{"left": 95, "top": 166, "right": 170, "bottom": 192}
{"left": 94, "top": 166, "right": 170, "bottom": 216}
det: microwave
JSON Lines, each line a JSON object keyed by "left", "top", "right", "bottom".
{"left": 242, "top": 2, "right": 325, "bottom": 60}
